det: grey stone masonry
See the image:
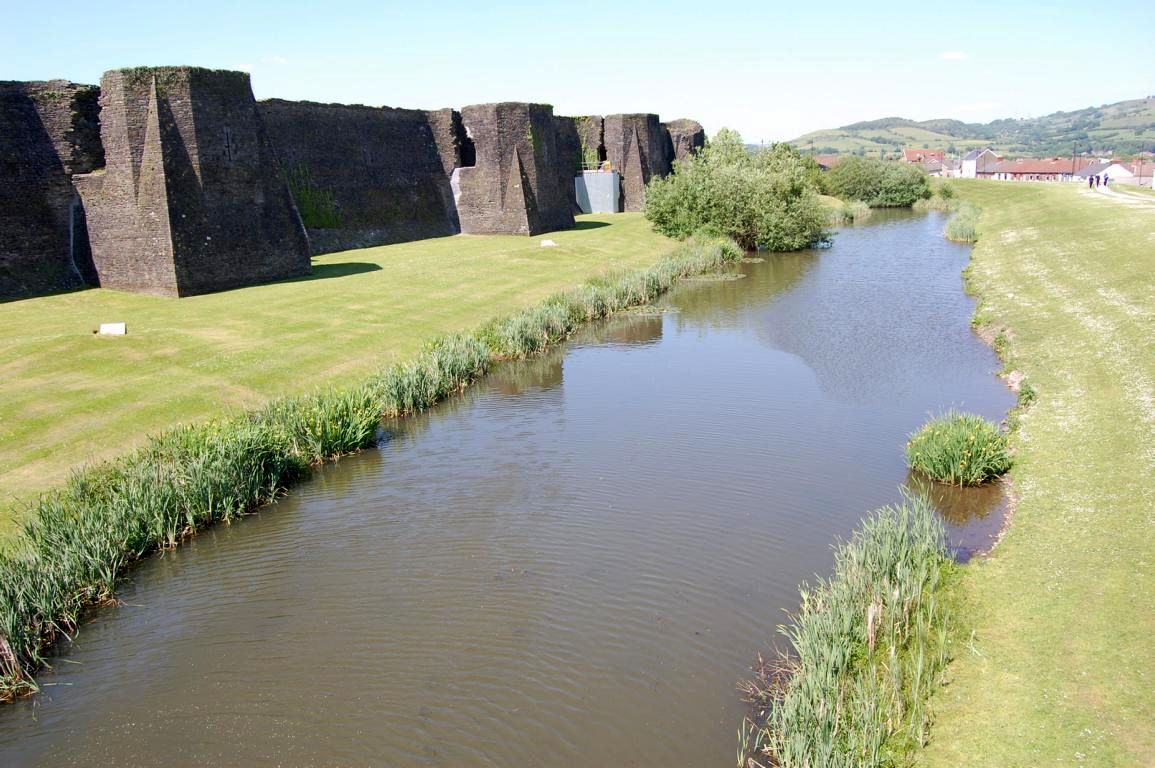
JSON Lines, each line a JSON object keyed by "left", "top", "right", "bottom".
{"left": 74, "top": 67, "right": 310, "bottom": 297}
{"left": 454, "top": 103, "right": 574, "bottom": 235}
{"left": 604, "top": 114, "right": 673, "bottom": 212}
{"left": 663, "top": 119, "right": 706, "bottom": 163}
{"left": 260, "top": 99, "right": 460, "bottom": 254}
{"left": 0, "top": 80, "right": 102, "bottom": 299}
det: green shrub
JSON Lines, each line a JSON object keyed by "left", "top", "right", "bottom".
{"left": 825, "top": 156, "right": 932, "bottom": 208}
{"left": 285, "top": 165, "right": 340, "bottom": 229}
{"left": 740, "top": 497, "right": 955, "bottom": 768}
{"left": 644, "top": 130, "right": 829, "bottom": 251}
{"left": 906, "top": 411, "right": 1011, "bottom": 486}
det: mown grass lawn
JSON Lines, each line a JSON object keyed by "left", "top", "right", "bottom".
{"left": 0, "top": 214, "right": 675, "bottom": 534}
{"left": 922, "top": 181, "right": 1154, "bottom": 767}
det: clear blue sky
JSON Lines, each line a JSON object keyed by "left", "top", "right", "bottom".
{"left": 3, "top": 0, "right": 1152, "bottom": 142}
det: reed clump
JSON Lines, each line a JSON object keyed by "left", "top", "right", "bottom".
{"left": 944, "top": 202, "right": 980, "bottom": 243}
{"left": 739, "top": 497, "right": 955, "bottom": 768}
{"left": 906, "top": 410, "right": 1011, "bottom": 486}
{"left": 830, "top": 199, "right": 873, "bottom": 226}
{"left": 0, "top": 235, "right": 742, "bottom": 701}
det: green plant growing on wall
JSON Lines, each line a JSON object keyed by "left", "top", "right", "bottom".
{"left": 580, "top": 140, "right": 599, "bottom": 168}
{"left": 285, "top": 165, "right": 340, "bottom": 229}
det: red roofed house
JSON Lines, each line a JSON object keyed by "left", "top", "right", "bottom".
{"left": 902, "top": 148, "right": 945, "bottom": 164}
{"left": 983, "top": 157, "right": 1100, "bottom": 182}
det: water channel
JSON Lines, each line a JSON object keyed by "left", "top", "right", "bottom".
{"left": 0, "top": 210, "right": 1015, "bottom": 766}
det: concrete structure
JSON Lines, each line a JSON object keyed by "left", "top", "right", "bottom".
{"left": 604, "top": 114, "right": 673, "bottom": 212}
{"left": 0, "top": 80, "right": 102, "bottom": 298}
{"left": 575, "top": 170, "right": 621, "bottom": 213}
{"left": 74, "top": 67, "right": 310, "bottom": 297}
{"left": 1, "top": 65, "right": 700, "bottom": 300}
{"left": 452, "top": 102, "right": 574, "bottom": 235}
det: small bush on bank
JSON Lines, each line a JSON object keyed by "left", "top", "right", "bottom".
{"left": 644, "top": 129, "right": 829, "bottom": 251}
{"left": 906, "top": 411, "right": 1011, "bottom": 486}
{"left": 739, "top": 497, "right": 955, "bottom": 768}
{"left": 825, "top": 156, "right": 932, "bottom": 208}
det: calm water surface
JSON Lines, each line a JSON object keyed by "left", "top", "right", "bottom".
{"left": 0, "top": 211, "right": 1014, "bottom": 766}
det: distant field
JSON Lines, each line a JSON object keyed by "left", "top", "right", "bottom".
{"left": 922, "top": 181, "right": 1155, "bottom": 767}
{"left": 0, "top": 214, "right": 675, "bottom": 533}
{"left": 790, "top": 126, "right": 986, "bottom": 156}
{"left": 789, "top": 96, "right": 1155, "bottom": 157}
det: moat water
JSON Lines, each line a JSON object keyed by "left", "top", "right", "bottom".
{"left": 0, "top": 211, "right": 1014, "bottom": 767}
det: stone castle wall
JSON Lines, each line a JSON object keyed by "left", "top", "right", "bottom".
{"left": 260, "top": 99, "right": 461, "bottom": 254}
{"left": 1, "top": 66, "right": 705, "bottom": 299}
{"left": 604, "top": 114, "right": 674, "bottom": 212}
{"left": 453, "top": 102, "right": 574, "bottom": 235}
{"left": 664, "top": 119, "right": 706, "bottom": 164}
{"left": 0, "top": 80, "right": 102, "bottom": 298}
{"left": 75, "top": 67, "right": 310, "bottom": 296}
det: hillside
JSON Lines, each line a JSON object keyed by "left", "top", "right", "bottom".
{"left": 789, "top": 97, "right": 1155, "bottom": 158}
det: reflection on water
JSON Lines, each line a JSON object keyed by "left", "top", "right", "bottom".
{"left": 0, "top": 211, "right": 1014, "bottom": 768}
{"left": 905, "top": 471, "right": 1007, "bottom": 562}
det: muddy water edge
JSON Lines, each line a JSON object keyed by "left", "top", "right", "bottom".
{"left": 0, "top": 210, "right": 1014, "bottom": 767}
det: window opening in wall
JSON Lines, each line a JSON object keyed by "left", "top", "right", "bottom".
{"left": 460, "top": 126, "right": 476, "bottom": 168}
{"left": 223, "top": 126, "right": 235, "bottom": 162}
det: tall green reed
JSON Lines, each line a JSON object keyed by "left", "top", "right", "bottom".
{"left": 739, "top": 497, "right": 956, "bottom": 768}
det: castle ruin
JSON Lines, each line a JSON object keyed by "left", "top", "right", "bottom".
{"left": 0, "top": 65, "right": 705, "bottom": 300}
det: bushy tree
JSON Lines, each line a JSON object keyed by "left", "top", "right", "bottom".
{"left": 825, "top": 156, "right": 932, "bottom": 208}
{"left": 644, "top": 130, "right": 829, "bottom": 251}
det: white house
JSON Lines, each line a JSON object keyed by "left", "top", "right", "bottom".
{"left": 961, "top": 148, "right": 1000, "bottom": 179}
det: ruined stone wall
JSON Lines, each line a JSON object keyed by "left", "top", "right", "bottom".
{"left": 0, "top": 81, "right": 102, "bottom": 299}
{"left": 75, "top": 67, "right": 310, "bottom": 296}
{"left": 2, "top": 63, "right": 705, "bottom": 298}
{"left": 454, "top": 103, "right": 574, "bottom": 235}
{"left": 260, "top": 99, "right": 461, "bottom": 254}
{"left": 663, "top": 119, "right": 705, "bottom": 164}
{"left": 552, "top": 115, "right": 604, "bottom": 214}
{"left": 604, "top": 114, "right": 673, "bottom": 212}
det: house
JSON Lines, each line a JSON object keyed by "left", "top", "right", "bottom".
{"left": 902, "top": 148, "right": 945, "bottom": 164}
{"left": 985, "top": 156, "right": 1099, "bottom": 182}
{"left": 960, "top": 148, "right": 1001, "bottom": 178}
{"left": 1074, "top": 160, "right": 1112, "bottom": 181}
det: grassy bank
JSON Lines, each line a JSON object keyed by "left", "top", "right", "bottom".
{"left": 0, "top": 214, "right": 672, "bottom": 534}
{"left": 0, "top": 234, "right": 744, "bottom": 699}
{"left": 739, "top": 498, "right": 955, "bottom": 768}
{"left": 922, "top": 181, "right": 1155, "bottom": 766}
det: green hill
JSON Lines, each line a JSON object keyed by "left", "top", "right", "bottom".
{"left": 789, "top": 97, "right": 1155, "bottom": 158}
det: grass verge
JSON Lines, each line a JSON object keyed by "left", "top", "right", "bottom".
{"left": 738, "top": 497, "right": 955, "bottom": 768}
{"left": 0, "top": 235, "right": 743, "bottom": 701}
{"left": 922, "top": 180, "right": 1155, "bottom": 766}
{"left": 0, "top": 214, "right": 672, "bottom": 533}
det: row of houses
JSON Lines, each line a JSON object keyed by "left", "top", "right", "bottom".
{"left": 914, "top": 147, "right": 1154, "bottom": 185}
{"left": 808, "top": 148, "right": 1153, "bottom": 186}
